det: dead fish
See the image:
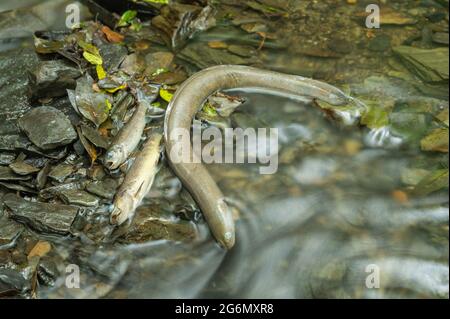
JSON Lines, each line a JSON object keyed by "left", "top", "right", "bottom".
{"left": 103, "top": 97, "right": 148, "bottom": 170}
{"left": 110, "top": 132, "right": 163, "bottom": 225}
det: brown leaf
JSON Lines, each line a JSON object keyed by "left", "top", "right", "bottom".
{"left": 101, "top": 26, "right": 125, "bottom": 43}
{"left": 28, "top": 241, "right": 51, "bottom": 260}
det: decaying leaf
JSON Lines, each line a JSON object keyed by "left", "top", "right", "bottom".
{"left": 76, "top": 126, "right": 98, "bottom": 164}
{"left": 74, "top": 75, "right": 112, "bottom": 127}
{"left": 28, "top": 241, "right": 52, "bottom": 260}
{"left": 101, "top": 26, "right": 125, "bottom": 43}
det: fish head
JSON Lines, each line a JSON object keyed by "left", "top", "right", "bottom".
{"left": 103, "top": 145, "right": 125, "bottom": 170}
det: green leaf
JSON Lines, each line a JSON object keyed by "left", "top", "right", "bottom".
{"left": 117, "top": 10, "right": 138, "bottom": 27}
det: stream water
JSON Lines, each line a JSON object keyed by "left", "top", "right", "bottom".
{"left": 0, "top": 0, "right": 448, "bottom": 299}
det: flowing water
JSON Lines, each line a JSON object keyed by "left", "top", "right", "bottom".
{"left": 0, "top": 0, "right": 448, "bottom": 299}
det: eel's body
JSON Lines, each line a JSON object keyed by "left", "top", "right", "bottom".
{"left": 110, "top": 132, "right": 163, "bottom": 225}
{"left": 165, "top": 65, "right": 350, "bottom": 250}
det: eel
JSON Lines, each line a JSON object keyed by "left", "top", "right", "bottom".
{"left": 164, "top": 65, "right": 351, "bottom": 250}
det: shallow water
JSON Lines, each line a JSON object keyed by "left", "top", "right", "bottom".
{"left": 0, "top": 0, "right": 448, "bottom": 299}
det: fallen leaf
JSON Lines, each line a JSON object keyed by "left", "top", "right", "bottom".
{"left": 117, "top": 10, "right": 137, "bottom": 28}
{"left": 96, "top": 65, "right": 107, "bottom": 80}
{"left": 101, "top": 26, "right": 125, "bottom": 43}
{"left": 28, "top": 241, "right": 51, "bottom": 259}
{"left": 83, "top": 51, "right": 103, "bottom": 65}
{"left": 160, "top": 89, "right": 174, "bottom": 102}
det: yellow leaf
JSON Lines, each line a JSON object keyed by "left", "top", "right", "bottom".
{"left": 160, "top": 89, "right": 174, "bottom": 102}
{"left": 105, "top": 99, "right": 112, "bottom": 111}
{"left": 96, "top": 65, "right": 107, "bottom": 80}
{"left": 83, "top": 51, "right": 103, "bottom": 65}
{"left": 105, "top": 83, "right": 127, "bottom": 94}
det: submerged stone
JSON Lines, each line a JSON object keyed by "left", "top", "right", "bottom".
{"left": 393, "top": 46, "right": 449, "bottom": 82}
{"left": 120, "top": 205, "right": 198, "bottom": 243}
{"left": 18, "top": 106, "right": 77, "bottom": 150}
{"left": 3, "top": 194, "right": 79, "bottom": 235}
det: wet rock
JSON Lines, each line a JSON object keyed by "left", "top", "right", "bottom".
{"left": 96, "top": 40, "right": 128, "bottom": 73}
{"left": 152, "top": 4, "right": 216, "bottom": 51}
{"left": 0, "top": 269, "right": 28, "bottom": 297}
{"left": 120, "top": 205, "right": 198, "bottom": 243}
{"left": 18, "top": 106, "right": 77, "bottom": 150}
{"left": 120, "top": 53, "right": 146, "bottom": 76}
{"left": 0, "top": 217, "right": 23, "bottom": 248}
{"left": 0, "top": 134, "right": 67, "bottom": 159}
{"left": 393, "top": 46, "right": 449, "bottom": 82}
{"left": 0, "top": 181, "right": 37, "bottom": 194}
{"left": 48, "top": 164, "right": 74, "bottom": 183}
{"left": 178, "top": 42, "right": 249, "bottom": 69}
{"left": 37, "top": 257, "right": 58, "bottom": 287}
{"left": 86, "top": 178, "right": 118, "bottom": 200}
{"left": 58, "top": 189, "right": 100, "bottom": 207}
{"left": 368, "top": 34, "right": 391, "bottom": 52}
{"left": 28, "top": 60, "right": 81, "bottom": 99}
{"left": 0, "top": 166, "right": 31, "bottom": 181}
{"left": 144, "top": 51, "right": 174, "bottom": 76}
{"left": 9, "top": 160, "right": 40, "bottom": 176}
{"left": 80, "top": 124, "right": 110, "bottom": 149}
{"left": 3, "top": 194, "right": 79, "bottom": 235}
{"left": 39, "top": 182, "right": 86, "bottom": 200}
{"left": 0, "top": 48, "right": 38, "bottom": 116}
{"left": 87, "top": 165, "right": 106, "bottom": 181}
{"left": 0, "top": 153, "right": 15, "bottom": 165}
